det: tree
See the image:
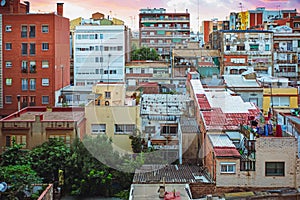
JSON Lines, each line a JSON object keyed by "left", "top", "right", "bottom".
{"left": 0, "top": 165, "right": 42, "bottom": 199}
{"left": 0, "top": 138, "right": 30, "bottom": 166}
{"left": 131, "top": 47, "right": 159, "bottom": 61}
{"left": 28, "top": 138, "right": 70, "bottom": 183}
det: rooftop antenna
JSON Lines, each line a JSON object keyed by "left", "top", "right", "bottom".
{"left": 239, "top": 2, "right": 243, "bottom": 12}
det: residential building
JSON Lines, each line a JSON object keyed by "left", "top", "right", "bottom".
{"left": 0, "top": 106, "right": 86, "bottom": 153}
{"left": 85, "top": 82, "right": 140, "bottom": 152}
{"left": 223, "top": 74, "right": 263, "bottom": 109}
{"left": 258, "top": 76, "right": 298, "bottom": 116}
{"left": 229, "top": 7, "right": 297, "bottom": 30}
{"left": 73, "top": 24, "right": 129, "bottom": 87}
{"left": 210, "top": 30, "right": 273, "bottom": 76}
{"left": 202, "top": 19, "right": 229, "bottom": 44}
{"left": 140, "top": 94, "right": 193, "bottom": 163}
{"left": 0, "top": 1, "right": 70, "bottom": 117}
{"left": 272, "top": 26, "right": 300, "bottom": 80}
{"left": 172, "top": 49, "right": 220, "bottom": 78}
{"left": 139, "top": 8, "right": 190, "bottom": 60}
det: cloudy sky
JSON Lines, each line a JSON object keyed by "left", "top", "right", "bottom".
{"left": 29, "top": 0, "right": 299, "bottom": 31}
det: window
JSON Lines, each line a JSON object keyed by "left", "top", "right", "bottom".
{"left": 250, "top": 44, "right": 259, "bottom": 51}
{"left": 41, "top": 25, "right": 49, "bottom": 33}
{"left": 29, "top": 25, "right": 35, "bottom": 38}
{"left": 21, "top": 25, "right": 27, "bottom": 38}
{"left": 265, "top": 44, "right": 270, "bottom": 51}
{"left": 6, "top": 78, "right": 12, "bottom": 86}
{"left": 42, "top": 96, "right": 49, "bottom": 104}
{"left": 30, "top": 61, "right": 36, "bottom": 73}
{"left": 100, "top": 34, "right": 103, "bottom": 39}
{"left": 237, "top": 45, "right": 245, "bottom": 51}
{"left": 161, "top": 124, "right": 178, "bottom": 135}
{"left": 42, "top": 78, "right": 49, "bottom": 86}
{"left": 6, "top": 135, "right": 27, "bottom": 148}
{"left": 22, "top": 61, "right": 28, "bottom": 73}
{"left": 91, "top": 124, "right": 106, "bottom": 134}
{"left": 272, "top": 97, "right": 290, "bottom": 107}
{"left": 226, "top": 45, "right": 230, "bottom": 51}
{"left": 29, "top": 79, "right": 36, "bottom": 90}
{"left": 30, "top": 43, "right": 35, "bottom": 55}
{"left": 298, "top": 40, "right": 300, "bottom": 48}
{"left": 5, "top": 61, "right": 12, "bottom": 68}
{"left": 42, "top": 43, "right": 49, "bottom": 51}
{"left": 42, "top": 60, "right": 49, "bottom": 68}
{"left": 49, "top": 135, "right": 71, "bottom": 147}
{"left": 104, "top": 46, "right": 109, "bottom": 51}
{"left": 114, "top": 124, "right": 135, "bottom": 134}
{"left": 6, "top": 25, "right": 12, "bottom": 32}
{"left": 117, "top": 46, "right": 123, "bottom": 51}
{"left": 265, "top": 162, "right": 284, "bottom": 176}
{"left": 29, "top": 96, "right": 36, "bottom": 106}
{"left": 5, "top": 96, "right": 12, "bottom": 104}
{"left": 21, "top": 79, "right": 28, "bottom": 91}
{"left": 5, "top": 43, "right": 12, "bottom": 50}
{"left": 220, "top": 162, "right": 236, "bottom": 173}
{"left": 21, "top": 43, "right": 28, "bottom": 55}
{"left": 105, "top": 91, "right": 111, "bottom": 99}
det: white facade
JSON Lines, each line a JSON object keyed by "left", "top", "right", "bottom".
{"left": 74, "top": 25, "right": 126, "bottom": 88}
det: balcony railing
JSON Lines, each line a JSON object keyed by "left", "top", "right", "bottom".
{"left": 45, "top": 121, "right": 75, "bottom": 130}
{"left": 141, "top": 27, "right": 190, "bottom": 31}
{"left": 141, "top": 34, "right": 190, "bottom": 39}
{"left": 2, "top": 122, "right": 30, "bottom": 130}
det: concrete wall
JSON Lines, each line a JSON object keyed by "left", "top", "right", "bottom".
{"left": 85, "top": 104, "right": 141, "bottom": 153}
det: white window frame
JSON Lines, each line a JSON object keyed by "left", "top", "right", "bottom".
{"left": 5, "top": 43, "right": 12, "bottom": 50}
{"left": 6, "top": 25, "right": 12, "bottom": 32}
{"left": 220, "top": 162, "right": 236, "bottom": 174}
{"left": 42, "top": 78, "right": 49, "bottom": 86}
{"left": 114, "top": 124, "right": 135, "bottom": 135}
{"left": 6, "top": 78, "right": 12, "bottom": 86}
{"left": 5, "top": 61, "right": 12, "bottom": 68}
{"left": 42, "top": 60, "right": 49, "bottom": 68}
{"left": 41, "top": 25, "right": 49, "bottom": 33}
{"left": 272, "top": 96, "right": 290, "bottom": 107}
{"left": 91, "top": 124, "right": 106, "bottom": 134}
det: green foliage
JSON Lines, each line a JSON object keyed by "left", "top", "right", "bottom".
{"left": 0, "top": 165, "right": 42, "bottom": 198}
{"left": 114, "top": 190, "right": 130, "bottom": 200}
{"left": 131, "top": 47, "right": 159, "bottom": 61}
{"left": 29, "top": 138, "right": 70, "bottom": 183}
{"left": 0, "top": 138, "right": 30, "bottom": 166}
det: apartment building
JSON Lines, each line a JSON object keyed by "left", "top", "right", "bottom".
{"left": 273, "top": 26, "right": 300, "bottom": 80}
{"left": 0, "top": 1, "right": 70, "bottom": 117}
{"left": 139, "top": 8, "right": 190, "bottom": 60}
{"left": 210, "top": 30, "right": 273, "bottom": 76}
{"left": 229, "top": 7, "right": 297, "bottom": 30}
{"left": 73, "top": 25, "right": 130, "bottom": 88}
{"left": 0, "top": 106, "right": 86, "bottom": 153}
{"left": 202, "top": 19, "right": 229, "bottom": 44}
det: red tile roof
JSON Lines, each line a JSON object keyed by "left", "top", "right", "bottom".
{"left": 214, "top": 147, "right": 241, "bottom": 158}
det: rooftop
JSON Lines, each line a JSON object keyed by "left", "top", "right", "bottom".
{"left": 133, "top": 164, "right": 211, "bottom": 184}
{"left": 208, "top": 134, "right": 236, "bottom": 148}
{"left": 223, "top": 75, "right": 260, "bottom": 87}
{"left": 1, "top": 107, "right": 85, "bottom": 122}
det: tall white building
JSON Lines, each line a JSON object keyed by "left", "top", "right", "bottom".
{"left": 74, "top": 25, "right": 127, "bottom": 87}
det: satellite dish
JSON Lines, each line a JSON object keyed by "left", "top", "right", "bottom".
{"left": 0, "top": 182, "right": 8, "bottom": 192}
{"left": 0, "top": 0, "right": 6, "bottom": 6}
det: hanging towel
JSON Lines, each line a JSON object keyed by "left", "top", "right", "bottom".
{"left": 276, "top": 125, "right": 282, "bottom": 137}
{"left": 264, "top": 124, "right": 269, "bottom": 136}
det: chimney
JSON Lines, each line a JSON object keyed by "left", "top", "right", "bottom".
{"left": 13, "top": 0, "right": 20, "bottom": 13}
{"left": 24, "top": 1, "right": 30, "bottom": 13}
{"left": 57, "top": 3, "right": 64, "bottom": 16}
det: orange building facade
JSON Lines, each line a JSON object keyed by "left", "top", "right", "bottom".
{"left": 0, "top": 1, "right": 70, "bottom": 117}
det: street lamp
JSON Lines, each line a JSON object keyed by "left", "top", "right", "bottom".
{"left": 17, "top": 95, "right": 20, "bottom": 111}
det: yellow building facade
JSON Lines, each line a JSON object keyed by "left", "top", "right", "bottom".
{"left": 85, "top": 83, "right": 141, "bottom": 153}
{"left": 263, "top": 87, "right": 298, "bottom": 116}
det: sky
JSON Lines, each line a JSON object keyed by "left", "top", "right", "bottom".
{"left": 29, "top": 0, "right": 300, "bottom": 31}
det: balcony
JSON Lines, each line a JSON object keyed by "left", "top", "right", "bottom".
{"left": 274, "top": 72, "right": 298, "bottom": 77}
{"left": 1, "top": 122, "right": 30, "bottom": 130}
{"left": 45, "top": 121, "right": 75, "bottom": 130}
{"left": 140, "top": 42, "right": 176, "bottom": 47}
{"left": 141, "top": 34, "right": 190, "bottom": 39}
{"left": 141, "top": 18, "right": 190, "bottom": 23}
{"left": 141, "top": 27, "right": 190, "bottom": 31}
